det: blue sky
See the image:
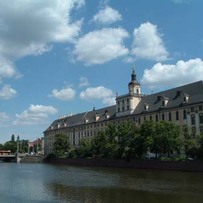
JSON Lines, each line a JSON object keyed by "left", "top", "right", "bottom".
{"left": 0, "top": 0, "right": 203, "bottom": 143}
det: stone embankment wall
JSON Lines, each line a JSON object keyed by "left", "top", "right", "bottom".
{"left": 20, "top": 155, "right": 44, "bottom": 163}
{"left": 46, "top": 158, "right": 203, "bottom": 172}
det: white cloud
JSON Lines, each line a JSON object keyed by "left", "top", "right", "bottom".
{"left": 141, "top": 58, "right": 203, "bottom": 89}
{"left": 131, "top": 22, "right": 169, "bottom": 61}
{"left": 13, "top": 104, "right": 58, "bottom": 126}
{"left": 80, "top": 86, "right": 115, "bottom": 105}
{"left": 92, "top": 6, "right": 122, "bottom": 25}
{"left": 73, "top": 28, "right": 129, "bottom": 65}
{"left": 0, "top": 84, "right": 17, "bottom": 99}
{"left": 0, "top": 0, "right": 84, "bottom": 59}
{"left": 102, "top": 97, "right": 116, "bottom": 105}
{"left": 79, "top": 77, "right": 89, "bottom": 87}
{"left": 0, "top": 57, "right": 20, "bottom": 81}
{"left": 80, "top": 86, "right": 113, "bottom": 100}
{"left": 0, "top": 0, "right": 84, "bottom": 81}
{"left": 50, "top": 87, "right": 76, "bottom": 101}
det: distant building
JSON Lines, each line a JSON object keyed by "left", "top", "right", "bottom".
{"left": 43, "top": 68, "right": 203, "bottom": 155}
{"left": 28, "top": 138, "right": 44, "bottom": 155}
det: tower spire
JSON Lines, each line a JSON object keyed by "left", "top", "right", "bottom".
{"left": 128, "top": 65, "right": 140, "bottom": 95}
{"left": 131, "top": 65, "right": 136, "bottom": 82}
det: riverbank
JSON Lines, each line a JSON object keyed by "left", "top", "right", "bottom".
{"left": 20, "top": 155, "right": 44, "bottom": 163}
{"left": 45, "top": 157, "right": 203, "bottom": 172}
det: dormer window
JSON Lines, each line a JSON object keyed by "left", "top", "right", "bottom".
{"left": 162, "top": 97, "right": 169, "bottom": 107}
{"left": 94, "top": 113, "right": 100, "bottom": 121}
{"left": 183, "top": 94, "right": 189, "bottom": 103}
{"left": 144, "top": 103, "right": 149, "bottom": 111}
{"left": 84, "top": 117, "right": 89, "bottom": 123}
{"left": 162, "top": 100, "right": 165, "bottom": 106}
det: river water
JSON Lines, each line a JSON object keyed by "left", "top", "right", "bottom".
{"left": 0, "top": 163, "right": 203, "bottom": 203}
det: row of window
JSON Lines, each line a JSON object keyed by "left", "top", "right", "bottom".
{"left": 134, "top": 112, "right": 203, "bottom": 125}
{"left": 117, "top": 105, "right": 130, "bottom": 112}
{"left": 191, "top": 105, "right": 203, "bottom": 112}
{"left": 117, "top": 98, "right": 129, "bottom": 105}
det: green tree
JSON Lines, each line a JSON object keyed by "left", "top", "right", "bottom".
{"left": 19, "top": 140, "right": 29, "bottom": 153}
{"left": 77, "top": 138, "right": 92, "bottom": 158}
{"left": 103, "top": 123, "right": 119, "bottom": 158}
{"left": 4, "top": 141, "right": 17, "bottom": 153}
{"left": 11, "top": 134, "right": 15, "bottom": 142}
{"left": 53, "top": 134, "right": 70, "bottom": 157}
{"left": 91, "top": 131, "right": 108, "bottom": 157}
{"left": 0, "top": 143, "right": 4, "bottom": 150}
{"left": 139, "top": 120, "right": 156, "bottom": 157}
{"left": 116, "top": 121, "right": 138, "bottom": 159}
{"left": 182, "top": 125, "right": 197, "bottom": 158}
{"left": 155, "top": 121, "right": 181, "bottom": 157}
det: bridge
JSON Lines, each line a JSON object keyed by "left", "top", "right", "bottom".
{"left": 0, "top": 153, "right": 26, "bottom": 163}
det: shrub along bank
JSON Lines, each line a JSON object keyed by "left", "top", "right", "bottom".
{"left": 51, "top": 121, "right": 203, "bottom": 161}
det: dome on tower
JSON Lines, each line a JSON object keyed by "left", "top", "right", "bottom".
{"left": 128, "top": 67, "right": 140, "bottom": 86}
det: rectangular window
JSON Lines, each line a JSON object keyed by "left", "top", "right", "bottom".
{"left": 183, "top": 110, "right": 187, "bottom": 120}
{"left": 199, "top": 105, "right": 203, "bottom": 111}
{"left": 156, "top": 114, "right": 158, "bottom": 122}
{"left": 150, "top": 115, "right": 152, "bottom": 121}
{"left": 199, "top": 113, "right": 203, "bottom": 124}
{"left": 176, "top": 111, "right": 179, "bottom": 120}
{"left": 138, "top": 117, "right": 141, "bottom": 125}
{"left": 162, "top": 113, "right": 165, "bottom": 120}
{"left": 191, "top": 107, "right": 195, "bottom": 112}
{"left": 168, "top": 112, "right": 172, "bottom": 121}
{"left": 122, "top": 106, "right": 124, "bottom": 111}
{"left": 191, "top": 114, "right": 195, "bottom": 125}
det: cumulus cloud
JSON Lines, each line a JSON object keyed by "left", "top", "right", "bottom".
{"left": 0, "top": 0, "right": 84, "bottom": 81}
{"left": 102, "top": 97, "right": 116, "bottom": 105}
{"left": 0, "top": 84, "right": 17, "bottom": 99}
{"left": 92, "top": 6, "right": 122, "bottom": 25}
{"left": 79, "top": 77, "right": 89, "bottom": 87}
{"left": 50, "top": 87, "right": 76, "bottom": 101}
{"left": 0, "top": 57, "right": 20, "bottom": 81}
{"left": 141, "top": 58, "right": 203, "bottom": 89}
{"left": 0, "top": 0, "right": 84, "bottom": 58}
{"left": 73, "top": 28, "right": 129, "bottom": 65}
{"left": 13, "top": 104, "right": 58, "bottom": 125}
{"left": 131, "top": 22, "right": 169, "bottom": 61}
{"left": 80, "top": 86, "right": 115, "bottom": 105}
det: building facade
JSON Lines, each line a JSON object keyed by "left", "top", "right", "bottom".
{"left": 44, "top": 68, "right": 203, "bottom": 155}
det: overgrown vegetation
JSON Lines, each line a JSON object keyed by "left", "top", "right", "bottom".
{"left": 51, "top": 121, "right": 203, "bottom": 161}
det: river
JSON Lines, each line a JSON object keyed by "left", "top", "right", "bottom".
{"left": 0, "top": 162, "right": 203, "bottom": 203}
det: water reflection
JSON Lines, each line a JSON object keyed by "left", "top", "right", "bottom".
{"left": 44, "top": 165, "right": 203, "bottom": 203}
{"left": 0, "top": 163, "right": 203, "bottom": 203}
{"left": 46, "top": 181, "right": 203, "bottom": 203}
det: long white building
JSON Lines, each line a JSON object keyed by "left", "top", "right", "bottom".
{"left": 44, "top": 68, "right": 203, "bottom": 155}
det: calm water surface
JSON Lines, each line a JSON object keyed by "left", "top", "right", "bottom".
{"left": 0, "top": 162, "right": 203, "bottom": 203}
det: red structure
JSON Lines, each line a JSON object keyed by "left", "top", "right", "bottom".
{"left": 0, "top": 150, "right": 11, "bottom": 155}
